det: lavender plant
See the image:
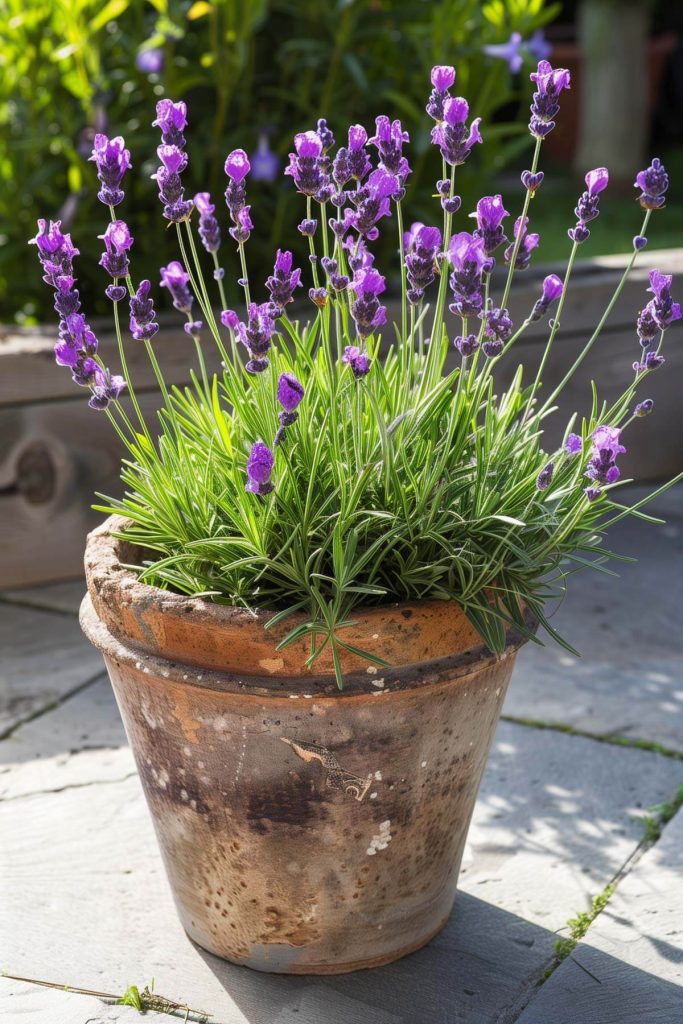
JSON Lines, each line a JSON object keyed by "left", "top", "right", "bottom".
{"left": 31, "top": 62, "right": 681, "bottom": 687}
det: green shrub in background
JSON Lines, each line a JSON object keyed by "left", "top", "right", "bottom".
{"left": 0, "top": 0, "right": 557, "bottom": 324}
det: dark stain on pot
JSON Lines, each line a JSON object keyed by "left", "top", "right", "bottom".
{"left": 245, "top": 772, "right": 329, "bottom": 833}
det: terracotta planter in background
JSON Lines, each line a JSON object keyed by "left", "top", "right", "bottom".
{"left": 80, "top": 516, "right": 534, "bottom": 973}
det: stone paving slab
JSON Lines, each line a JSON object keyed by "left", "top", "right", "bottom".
{"left": 516, "top": 808, "right": 683, "bottom": 1023}
{"left": 0, "top": 602, "right": 104, "bottom": 735}
{"left": 0, "top": 980, "right": 181, "bottom": 1024}
{"left": 0, "top": 578, "right": 85, "bottom": 615}
{"left": 506, "top": 483, "right": 683, "bottom": 752}
{"left": 1, "top": 715, "right": 680, "bottom": 1024}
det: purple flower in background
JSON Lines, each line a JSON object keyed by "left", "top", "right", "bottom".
{"left": 585, "top": 425, "right": 626, "bottom": 490}
{"left": 404, "top": 222, "right": 442, "bottom": 303}
{"left": 349, "top": 267, "right": 387, "bottom": 338}
{"left": 136, "top": 48, "right": 164, "bottom": 75}
{"left": 250, "top": 134, "right": 279, "bottom": 183}
{"left": 529, "top": 60, "right": 570, "bottom": 138}
{"left": 266, "top": 249, "right": 302, "bottom": 314}
{"left": 647, "top": 270, "right": 681, "bottom": 330}
{"left": 484, "top": 32, "right": 524, "bottom": 73}
{"left": 343, "top": 345, "right": 372, "bottom": 379}
{"left": 504, "top": 216, "right": 540, "bottom": 271}
{"left": 634, "top": 399, "right": 654, "bottom": 417}
{"left": 431, "top": 97, "right": 482, "bottom": 167}
{"left": 347, "top": 167, "right": 397, "bottom": 240}
{"left": 194, "top": 192, "right": 221, "bottom": 254}
{"left": 565, "top": 433, "right": 582, "bottom": 455}
{"left": 153, "top": 99, "right": 187, "bottom": 147}
{"left": 98, "top": 219, "right": 133, "bottom": 280}
{"left": 634, "top": 158, "right": 669, "bottom": 211}
{"left": 129, "top": 280, "right": 159, "bottom": 341}
{"left": 426, "top": 65, "right": 456, "bottom": 121}
{"left": 569, "top": 168, "right": 608, "bottom": 243}
{"left": 246, "top": 441, "right": 274, "bottom": 496}
{"left": 90, "top": 134, "right": 131, "bottom": 207}
{"left": 536, "top": 461, "right": 554, "bottom": 491}
{"left": 160, "top": 260, "right": 193, "bottom": 313}
{"left": 369, "top": 116, "right": 411, "bottom": 186}
{"left": 527, "top": 31, "right": 552, "bottom": 62}
{"left": 530, "top": 273, "right": 563, "bottom": 321}
{"left": 285, "top": 131, "right": 328, "bottom": 197}
{"left": 473, "top": 195, "right": 509, "bottom": 255}
{"left": 447, "top": 231, "right": 488, "bottom": 317}
{"left": 231, "top": 302, "right": 275, "bottom": 373}
{"left": 481, "top": 307, "right": 513, "bottom": 356}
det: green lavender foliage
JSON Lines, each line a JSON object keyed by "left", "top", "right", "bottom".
{"left": 1, "top": 0, "right": 558, "bottom": 323}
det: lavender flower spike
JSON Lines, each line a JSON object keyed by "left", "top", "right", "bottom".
{"left": 246, "top": 441, "right": 274, "bottom": 496}
{"left": 447, "top": 232, "right": 488, "bottom": 318}
{"left": 426, "top": 65, "right": 455, "bottom": 122}
{"left": 343, "top": 345, "right": 372, "bottom": 379}
{"left": 230, "top": 302, "right": 275, "bottom": 373}
{"left": 266, "top": 249, "right": 302, "bottom": 315}
{"left": 349, "top": 268, "right": 387, "bottom": 338}
{"left": 251, "top": 134, "right": 279, "bottom": 183}
{"left": 536, "top": 461, "right": 554, "bottom": 491}
{"left": 646, "top": 270, "right": 681, "bottom": 330}
{"left": 585, "top": 425, "right": 626, "bottom": 492}
{"left": 90, "top": 134, "right": 131, "bottom": 207}
{"left": 431, "top": 97, "right": 482, "bottom": 167}
{"left": 153, "top": 99, "right": 187, "bottom": 146}
{"left": 347, "top": 167, "right": 397, "bottom": 240}
{"left": 529, "top": 60, "right": 570, "bottom": 138}
{"left": 483, "top": 32, "right": 524, "bottom": 74}
{"left": 194, "top": 192, "right": 221, "bottom": 254}
{"left": 404, "top": 223, "right": 442, "bottom": 303}
{"left": 284, "top": 131, "right": 328, "bottom": 197}
{"left": 569, "top": 168, "right": 609, "bottom": 243}
{"left": 565, "top": 433, "right": 582, "bottom": 455}
{"left": 129, "top": 280, "right": 159, "bottom": 341}
{"left": 98, "top": 220, "right": 133, "bottom": 280}
{"left": 275, "top": 372, "right": 305, "bottom": 445}
{"left": 160, "top": 261, "right": 193, "bottom": 313}
{"left": 369, "top": 116, "right": 411, "bottom": 186}
{"left": 504, "top": 216, "right": 540, "bottom": 271}
{"left": 634, "top": 158, "right": 669, "bottom": 211}
{"left": 530, "top": 273, "right": 563, "bottom": 321}
{"left": 473, "top": 195, "right": 509, "bottom": 255}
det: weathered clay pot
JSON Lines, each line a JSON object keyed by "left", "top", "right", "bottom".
{"left": 80, "top": 515, "right": 534, "bottom": 974}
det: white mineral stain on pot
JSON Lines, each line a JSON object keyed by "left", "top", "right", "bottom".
{"left": 374, "top": 771, "right": 382, "bottom": 780}
{"left": 371, "top": 678, "right": 385, "bottom": 688}
{"left": 152, "top": 766, "right": 169, "bottom": 789}
{"left": 366, "top": 666, "right": 378, "bottom": 675}
{"left": 213, "top": 715, "right": 230, "bottom": 732}
{"left": 370, "top": 792, "right": 378, "bottom": 800}
{"left": 141, "top": 702, "right": 158, "bottom": 729}
{"left": 366, "top": 820, "right": 392, "bottom": 856}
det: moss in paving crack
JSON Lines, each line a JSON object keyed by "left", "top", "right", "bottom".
{"left": 640, "top": 784, "right": 683, "bottom": 843}
{"left": 540, "top": 883, "right": 615, "bottom": 982}
{"left": 501, "top": 715, "right": 683, "bottom": 762}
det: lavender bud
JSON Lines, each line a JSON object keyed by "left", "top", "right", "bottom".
{"left": 633, "top": 235, "right": 648, "bottom": 251}
{"left": 536, "top": 461, "right": 554, "bottom": 491}
{"left": 634, "top": 399, "right": 653, "bottom": 417}
{"left": 298, "top": 218, "right": 318, "bottom": 237}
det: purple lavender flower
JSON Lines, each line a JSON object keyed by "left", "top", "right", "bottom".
{"left": 426, "top": 65, "right": 456, "bottom": 122}
{"left": 536, "top": 461, "right": 554, "bottom": 491}
{"left": 30, "top": 220, "right": 79, "bottom": 282}
{"left": 565, "top": 433, "right": 583, "bottom": 455}
{"left": 504, "top": 216, "right": 540, "bottom": 271}
{"left": 320, "top": 256, "right": 349, "bottom": 293}
{"left": 153, "top": 99, "right": 187, "bottom": 146}
{"left": 160, "top": 261, "right": 193, "bottom": 313}
{"left": 343, "top": 345, "right": 372, "bottom": 379}
{"left": 89, "top": 134, "right": 131, "bottom": 207}
{"left": 309, "top": 287, "right": 328, "bottom": 309}
{"left": 266, "top": 249, "right": 302, "bottom": 314}
{"left": 527, "top": 30, "right": 552, "bottom": 62}
{"left": 225, "top": 148, "right": 250, "bottom": 184}
{"left": 447, "top": 232, "right": 488, "bottom": 317}
{"left": 646, "top": 270, "right": 681, "bottom": 330}
{"left": 349, "top": 268, "right": 387, "bottom": 338}
{"left": 484, "top": 32, "right": 524, "bottom": 73}
{"left": 316, "top": 118, "right": 335, "bottom": 153}
{"left": 136, "top": 48, "right": 164, "bottom": 75}
{"left": 246, "top": 441, "right": 274, "bottom": 496}
{"left": 369, "top": 116, "right": 410, "bottom": 186}
{"left": 88, "top": 367, "right": 126, "bottom": 411}
{"left": 634, "top": 158, "right": 668, "bottom": 211}
{"left": 229, "top": 205, "right": 253, "bottom": 244}
{"left": 454, "top": 333, "right": 479, "bottom": 358}
{"left": 634, "top": 399, "right": 654, "bottom": 417}
{"left": 530, "top": 273, "right": 563, "bottom": 321}
{"left": 98, "top": 220, "right": 133, "bottom": 280}
{"left": 230, "top": 302, "right": 275, "bottom": 373}
{"left": 153, "top": 137, "right": 192, "bottom": 223}
{"left": 431, "top": 97, "right": 482, "bottom": 167}
{"left": 585, "top": 425, "right": 626, "bottom": 490}
{"left": 529, "top": 60, "right": 571, "bottom": 138}
{"left": 333, "top": 125, "right": 371, "bottom": 189}
{"left": 347, "top": 167, "right": 397, "bottom": 240}
{"left": 297, "top": 218, "right": 318, "bottom": 237}
{"left": 404, "top": 222, "right": 442, "bottom": 303}
{"left": 129, "top": 280, "right": 159, "bottom": 341}
{"left": 521, "top": 169, "right": 544, "bottom": 194}
{"left": 481, "top": 307, "right": 513, "bottom": 356}
{"left": 250, "top": 134, "right": 279, "bottom": 183}
{"left": 274, "top": 371, "right": 305, "bottom": 443}
{"left": 569, "top": 168, "right": 609, "bottom": 243}
{"left": 285, "top": 131, "right": 328, "bottom": 197}
{"left": 473, "top": 195, "right": 509, "bottom": 255}
{"left": 194, "top": 192, "right": 221, "bottom": 254}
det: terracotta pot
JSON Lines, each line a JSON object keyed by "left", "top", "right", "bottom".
{"left": 80, "top": 515, "right": 534, "bottom": 973}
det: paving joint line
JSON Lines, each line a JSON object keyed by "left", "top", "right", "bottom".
{"left": 501, "top": 714, "right": 683, "bottom": 761}
{"left": 0, "top": 669, "right": 108, "bottom": 742}
{"left": 0, "top": 770, "right": 139, "bottom": 803}
{"left": 0, "top": 593, "right": 81, "bottom": 618}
